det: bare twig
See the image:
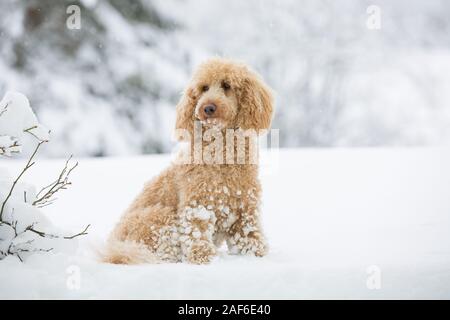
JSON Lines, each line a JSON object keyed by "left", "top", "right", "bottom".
{"left": 11, "top": 246, "right": 53, "bottom": 262}
{"left": 23, "top": 126, "right": 51, "bottom": 142}
{"left": 0, "top": 139, "right": 21, "bottom": 156}
{"left": 63, "top": 224, "right": 91, "bottom": 239}
{"left": 0, "top": 140, "right": 46, "bottom": 220}
{"left": 33, "top": 155, "right": 78, "bottom": 207}
{"left": 0, "top": 219, "right": 54, "bottom": 261}
{"left": 23, "top": 126, "right": 39, "bottom": 140}
{"left": 1, "top": 219, "right": 90, "bottom": 240}
{"left": 0, "top": 102, "right": 9, "bottom": 117}
{"left": 23, "top": 125, "right": 37, "bottom": 132}
{"left": 0, "top": 218, "right": 90, "bottom": 262}
{"left": 25, "top": 223, "right": 91, "bottom": 240}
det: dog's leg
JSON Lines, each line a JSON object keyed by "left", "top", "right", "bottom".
{"left": 178, "top": 203, "right": 217, "bottom": 264}
{"left": 226, "top": 200, "right": 267, "bottom": 257}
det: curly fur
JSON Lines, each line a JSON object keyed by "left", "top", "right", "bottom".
{"left": 102, "top": 58, "right": 274, "bottom": 264}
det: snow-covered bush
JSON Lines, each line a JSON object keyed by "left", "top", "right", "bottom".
{"left": 0, "top": 91, "right": 49, "bottom": 156}
{"left": 0, "top": 91, "right": 89, "bottom": 261}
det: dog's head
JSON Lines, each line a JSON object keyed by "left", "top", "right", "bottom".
{"left": 175, "top": 58, "right": 274, "bottom": 138}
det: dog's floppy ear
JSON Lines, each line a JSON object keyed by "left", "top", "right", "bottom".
{"left": 174, "top": 86, "right": 196, "bottom": 141}
{"left": 236, "top": 72, "right": 274, "bottom": 133}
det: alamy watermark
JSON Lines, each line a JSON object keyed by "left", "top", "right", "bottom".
{"left": 173, "top": 121, "right": 278, "bottom": 163}
{"left": 66, "top": 264, "right": 81, "bottom": 290}
{"left": 366, "top": 5, "right": 381, "bottom": 30}
{"left": 66, "top": 5, "right": 81, "bottom": 30}
{"left": 366, "top": 265, "right": 382, "bottom": 290}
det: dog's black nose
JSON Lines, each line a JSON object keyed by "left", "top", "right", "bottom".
{"left": 204, "top": 104, "right": 216, "bottom": 116}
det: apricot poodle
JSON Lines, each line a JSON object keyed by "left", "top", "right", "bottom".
{"left": 102, "top": 58, "right": 274, "bottom": 264}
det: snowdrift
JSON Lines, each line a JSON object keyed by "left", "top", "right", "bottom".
{"left": 0, "top": 148, "right": 449, "bottom": 299}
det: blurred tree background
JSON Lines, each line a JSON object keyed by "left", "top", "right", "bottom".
{"left": 1, "top": 0, "right": 450, "bottom": 157}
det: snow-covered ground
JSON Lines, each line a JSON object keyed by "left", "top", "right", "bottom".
{"left": 1, "top": 147, "right": 450, "bottom": 299}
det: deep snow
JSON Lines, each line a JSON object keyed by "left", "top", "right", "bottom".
{"left": 2, "top": 1, "right": 450, "bottom": 156}
{"left": 0, "top": 148, "right": 450, "bottom": 299}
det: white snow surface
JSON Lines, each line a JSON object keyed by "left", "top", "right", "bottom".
{"left": 0, "top": 148, "right": 449, "bottom": 299}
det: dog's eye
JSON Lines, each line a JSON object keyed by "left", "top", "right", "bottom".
{"left": 201, "top": 85, "right": 209, "bottom": 92}
{"left": 221, "top": 81, "right": 231, "bottom": 91}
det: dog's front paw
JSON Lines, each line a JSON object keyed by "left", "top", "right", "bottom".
{"left": 186, "top": 240, "right": 216, "bottom": 264}
{"left": 228, "top": 235, "right": 268, "bottom": 257}
{"left": 250, "top": 238, "right": 268, "bottom": 257}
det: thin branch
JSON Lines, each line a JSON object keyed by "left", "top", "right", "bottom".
{"left": 0, "top": 140, "right": 46, "bottom": 220}
{"left": 14, "top": 246, "right": 53, "bottom": 253}
{"left": 25, "top": 223, "right": 91, "bottom": 240}
{"left": 23, "top": 126, "right": 38, "bottom": 140}
{"left": 63, "top": 224, "right": 91, "bottom": 239}
{"left": 0, "top": 220, "right": 90, "bottom": 241}
{"left": 35, "top": 200, "right": 56, "bottom": 209}
{"left": 23, "top": 126, "right": 50, "bottom": 142}
{"left": 0, "top": 102, "right": 9, "bottom": 117}
{"left": 23, "top": 125, "right": 37, "bottom": 132}
{"left": 0, "top": 139, "right": 21, "bottom": 156}
{"left": 33, "top": 155, "right": 78, "bottom": 207}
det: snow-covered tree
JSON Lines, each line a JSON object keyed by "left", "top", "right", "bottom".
{"left": 0, "top": 0, "right": 192, "bottom": 157}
